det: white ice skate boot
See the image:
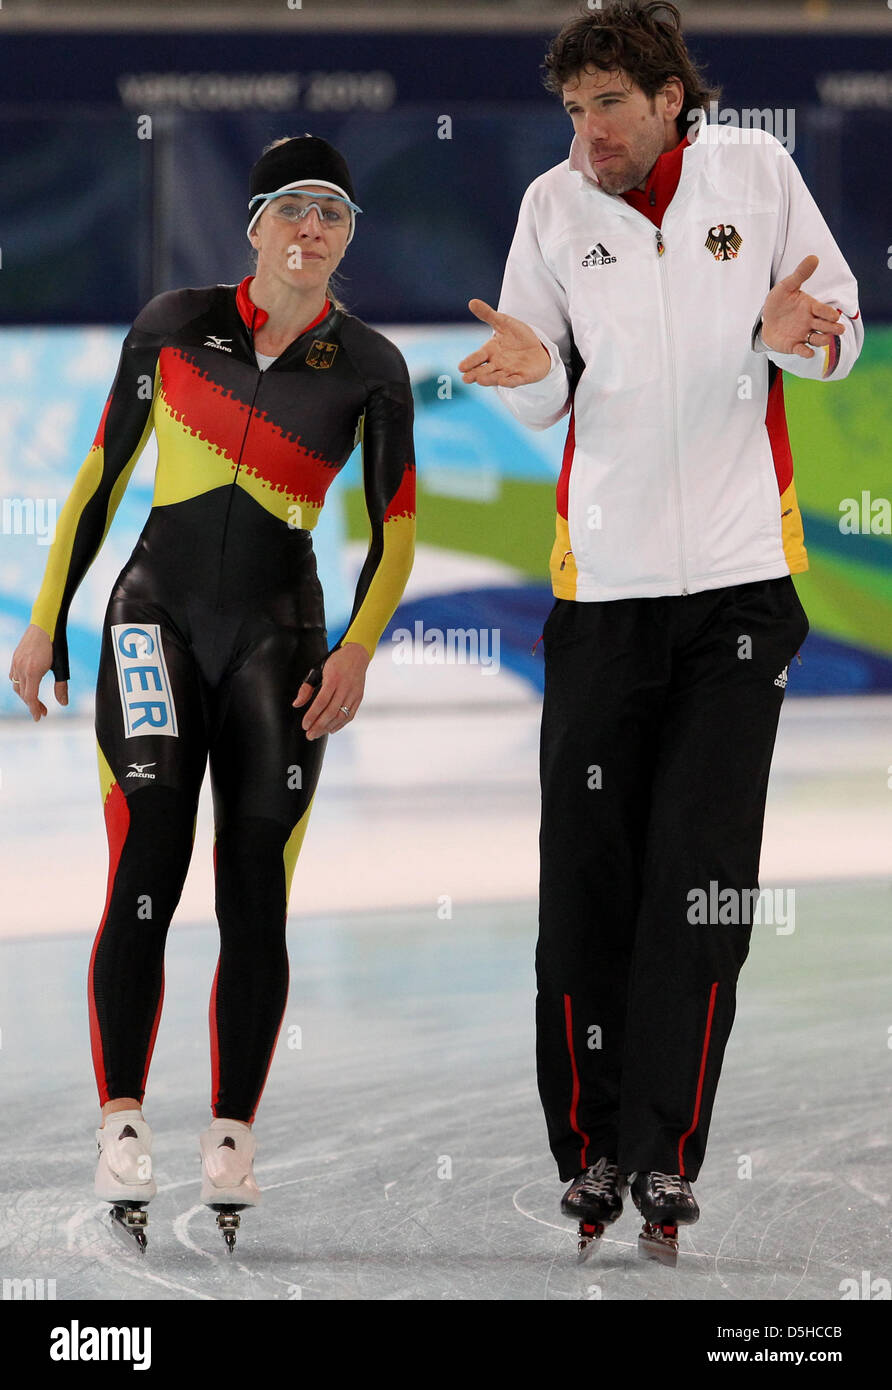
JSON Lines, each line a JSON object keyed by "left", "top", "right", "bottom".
{"left": 199, "top": 1117, "right": 261, "bottom": 1253}
{"left": 95, "top": 1109, "right": 156, "bottom": 1252}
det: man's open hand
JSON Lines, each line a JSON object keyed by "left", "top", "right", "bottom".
{"left": 458, "top": 300, "right": 553, "bottom": 387}
{"left": 761, "top": 255, "right": 846, "bottom": 359}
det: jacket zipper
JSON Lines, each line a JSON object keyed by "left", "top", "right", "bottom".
{"left": 655, "top": 227, "right": 689, "bottom": 595}
{"left": 215, "top": 306, "right": 264, "bottom": 611}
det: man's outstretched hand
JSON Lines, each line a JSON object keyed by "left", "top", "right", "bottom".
{"left": 761, "top": 255, "right": 846, "bottom": 359}
{"left": 458, "top": 299, "right": 553, "bottom": 387}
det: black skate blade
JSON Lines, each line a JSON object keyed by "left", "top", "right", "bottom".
{"left": 638, "top": 1222, "right": 678, "bottom": 1267}
{"left": 108, "top": 1202, "right": 148, "bottom": 1254}
{"left": 576, "top": 1220, "right": 605, "bottom": 1264}
{"left": 210, "top": 1203, "right": 247, "bottom": 1254}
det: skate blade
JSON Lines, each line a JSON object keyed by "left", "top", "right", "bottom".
{"left": 210, "top": 1203, "right": 247, "bottom": 1254}
{"left": 576, "top": 1221, "right": 605, "bottom": 1263}
{"left": 108, "top": 1203, "right": 148, "bottom": 1254}
{"left": 638, "top": 1222, "right": 678, "bottom": 1267}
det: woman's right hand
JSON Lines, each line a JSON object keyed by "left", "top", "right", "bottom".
{"left": 8, "top": 624, "right": 67, "bottom": 721}
{"left": 459, "top": 299, "right": 553, "bottom": 387}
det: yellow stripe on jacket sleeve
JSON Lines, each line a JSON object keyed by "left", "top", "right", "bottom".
{"left": 30, "top": 358, "right": 159, "bottom": 642}
{"left": 338, "top": 380, "right": 416, "bottom": 659}
{"left": 341, "top": 511, "right": 416, "bottom": 657}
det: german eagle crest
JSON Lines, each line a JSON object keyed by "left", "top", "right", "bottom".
{"left": 306, "top": 340, "right": 339, "bottom": 369}
{"left": 705, "top": 224, "right": 743, "bottom": 261}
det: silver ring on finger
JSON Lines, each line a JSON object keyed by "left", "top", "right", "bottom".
{"left": 339, "top": 705, "right": 351, "bottom": 716}
{"left": 11, "top": 676, "right": 21, "bottom": 685}
{"left": 806, "top": 330, "right": 819, "bottom": 346}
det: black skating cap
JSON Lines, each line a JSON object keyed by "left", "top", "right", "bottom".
{"left": 249, "top": 134, "right": 357, "bottom": 204}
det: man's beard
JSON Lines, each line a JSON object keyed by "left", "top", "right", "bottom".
{"left": 593, "top": 133, "right": 665, "bottom": 195}
{"left": 597, "top": 165, "right": 644, "bottom": 195}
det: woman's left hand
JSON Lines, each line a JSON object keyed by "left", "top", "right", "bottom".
{"left": 293, "top": 641, "right": 371, "bottom": 740}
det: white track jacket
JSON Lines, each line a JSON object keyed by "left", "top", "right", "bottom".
{"left": 496, "top": 118, "right": 863, "bottom": 600}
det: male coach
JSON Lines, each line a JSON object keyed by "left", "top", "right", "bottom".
{"left": 459, "top": 1, "right": 862, "bottom": 1261}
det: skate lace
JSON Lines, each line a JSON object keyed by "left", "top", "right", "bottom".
{"left": 650, "top": 1172, "right": 688, "bottom": 1199}
{"left": 578, "top": 1158, "right": 619, "bottom": 1197}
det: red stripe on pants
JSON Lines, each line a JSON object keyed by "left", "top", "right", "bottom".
{"left": 563, "top": 993, "right": 589, "bottom": 1172}
{"left": 209, "top": 840, "right": 221, "bottom": 1110}
{"left": 88, "top": 780, "right": 130, "bottom": 1105}
{"left": 209, "top": 959, "right": 221, "bottom": 1111}
{"left": 139, "top": 969, "right": 165, "bottom": 1100}
{"left": 677, "top": 981, "right": 719, "bottom": 1177}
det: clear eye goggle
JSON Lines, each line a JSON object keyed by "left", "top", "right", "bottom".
{"left": 247, "top": 189, "right": 363, "bottom": 228}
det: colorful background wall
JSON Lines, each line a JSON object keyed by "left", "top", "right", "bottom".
{"left": 3, "top": 22, "right": 890, "bottom": 704}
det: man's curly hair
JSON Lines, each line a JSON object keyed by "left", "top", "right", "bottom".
{"left": 542, "top": 2, "right": 720, "bottom": 133}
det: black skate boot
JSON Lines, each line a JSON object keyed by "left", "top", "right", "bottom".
{"left": 561, "top": 1157, "right": 628, "bottom": 1262}
{"left": 630, "top": 1171, "right": 699, "bottom": 1266}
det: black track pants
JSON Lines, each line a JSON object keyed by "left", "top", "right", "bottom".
{"left": 537, "top": 576, "right": 809, "bottom": 1182}
{"left": 89, "top": 519, "right": 328, "bottom": 1123}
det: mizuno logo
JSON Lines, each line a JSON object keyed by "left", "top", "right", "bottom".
{"left": 126, "top": 762, "right": 157, "bottom": 779}
{"left": 582, "top": 243, "right": 617, "bottom": 267}
{"left": 203, "top": 336, "right": 233, "bottom": 352}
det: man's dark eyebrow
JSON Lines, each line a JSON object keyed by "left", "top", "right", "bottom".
{"left": 563, "top": 90, "right": 629, "bottom": 106}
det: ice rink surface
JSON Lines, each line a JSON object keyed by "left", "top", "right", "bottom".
{"left": 1, "top": 685, "right": 890, "bottom": 1301}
